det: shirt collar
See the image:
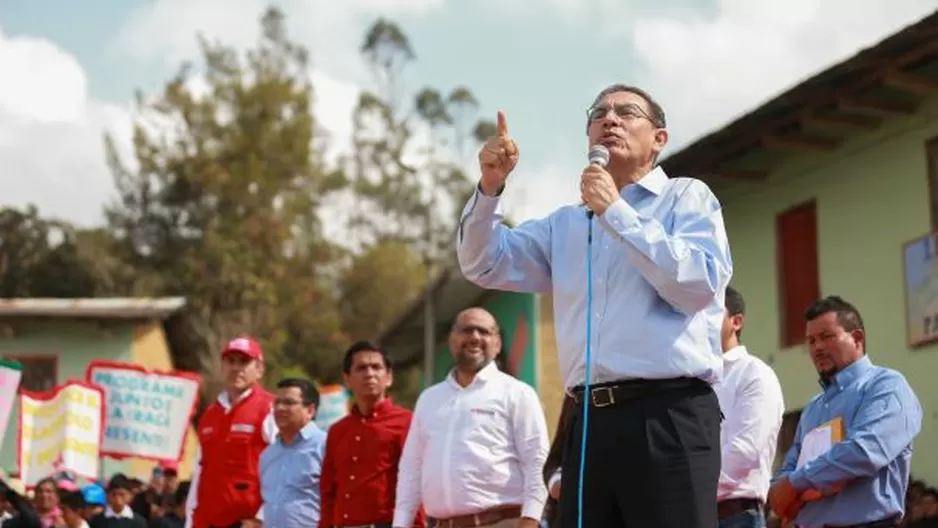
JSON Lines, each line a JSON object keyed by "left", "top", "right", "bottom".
{"left": 447, "top": 360, "right": 499, "bottom": 388}
{"left": 104, "top": 505, "right": 134, "bottom": 519}
{"left": 217, "top": 386, "right": 256, "bottom": 410}
{"left": 819, "top": 355, "right": 873, "bottom": 390}
{"left": 352, "top": 396, "right": 393, "bottom": 418}
{"left": 627, "top": 165, "right": 668, "bottom": 196}
{"left": 278, "top": 421, "right": 321, "bottom": 445}
{"left": 722, "top": 345, "right": 748, "bottom": 363}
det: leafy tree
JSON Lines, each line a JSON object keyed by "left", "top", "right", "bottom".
{"left": 0, "top": 206, "right": 134, "bottom": 298}
{"left": 344, "top": 18, "right": 495, "bottom": 260}
{"left": 103, "top": 7, "right": 348, "bottom": 400}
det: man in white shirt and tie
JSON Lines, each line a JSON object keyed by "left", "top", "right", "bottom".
{"left": 393, "top": 307, "right": 549, "bottom": 528}
{"left": 714, "top": 286, "right": 784, "bottom": 528}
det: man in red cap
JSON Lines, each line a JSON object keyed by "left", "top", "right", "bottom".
{"left": 185, "top": 337, "right": 276, "bottom": 528}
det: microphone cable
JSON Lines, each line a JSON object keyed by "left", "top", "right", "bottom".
{"left": 576, "top": 211, "right": 594, "bottom": 528}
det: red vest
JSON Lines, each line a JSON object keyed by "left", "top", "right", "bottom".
{"left": 192, "top": 386, "right": 274, "bottom": 528}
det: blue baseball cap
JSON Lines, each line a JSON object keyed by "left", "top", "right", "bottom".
{"left": 81, "top": 484, "right": 106, "bottom": 505}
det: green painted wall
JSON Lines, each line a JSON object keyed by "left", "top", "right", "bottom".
{"left": 717, "top": 96, "right": 938, "bottom": 482}
{"left": 0, "top": 320, "right": 136, "bottom": 481}
{"left": 433, "top": 292, "right": 539, "bottom": 389}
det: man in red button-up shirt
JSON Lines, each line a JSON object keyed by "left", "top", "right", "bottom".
{"left": 319, "top": 341, "right": 426, "bottom": 528}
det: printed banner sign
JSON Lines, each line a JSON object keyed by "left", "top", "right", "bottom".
{"left": 0, "top": 359, "right": 23, "bottom": 452}
{"left": 18, "top": 380, "right": 104, "bottom": 486}
{"left": 86, "top": 361, "right": 201, "bottom": 462}
{"left": 315, "top": 384, "right": 350, "bottom": 430}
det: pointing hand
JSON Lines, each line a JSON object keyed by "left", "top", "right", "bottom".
{"left": 478, "top": 111, "right": 519, "bottom": 196}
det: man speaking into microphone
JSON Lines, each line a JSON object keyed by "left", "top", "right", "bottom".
{"left": 456, "top": 85, "right": 733, "bottom": 528}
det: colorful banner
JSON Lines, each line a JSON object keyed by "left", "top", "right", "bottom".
{"left": 17, "top": 380, "right": 104, "bottom": 487}
{"left": 315, "top": 384, "right": 350, "bottom": 430}
{"left": 85, "top": 361, "right": 201, "bottom": 463}
{"left": 0, "top": 359, "right": 23, "bottom": 452}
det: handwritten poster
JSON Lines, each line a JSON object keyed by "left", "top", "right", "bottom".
{"left": 315, "top": 384, "right": 350, "bottom": 430}
{"left": 0, "top": 359, "right": 23, "bottom": 451}
{"left": 86, "top": 361, "right": 200, "bottom": 462}
{"left": 18, "top": 380, "right": 104, "bottom": 486}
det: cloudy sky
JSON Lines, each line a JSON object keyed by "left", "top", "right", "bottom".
{"left": 1, "top": 0, "right": 936, "bottom": 228}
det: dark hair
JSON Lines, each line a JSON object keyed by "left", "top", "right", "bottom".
{"left": 803, "top": 295, "right": 865, "bottom": 333}
{"left": 590, "top": 84, "right": 667, "bottom": 128}
{"left": 107, "top": 474, "right": 132, "bottom": 492}
{"left": 725, "top": 286, "right": 745, "bottom": 339}
{"left": 276, "top": 377, "right": 320, "bottom": 407}
{"left": 342, "top": 340, "right": 392, "bottom": 375}
{"left": 59, "top": 490, "right": 85, "bottom": 511}
{"left": 924, "top": 487, "right": 938, "bottom": 501}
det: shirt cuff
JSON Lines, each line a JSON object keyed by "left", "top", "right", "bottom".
{"left": 788, "top": 469, "right": 811, "bottom": 492}
{"left": 600, "top": 197, "right": 641, "bottom": 234}
{"left": 521, "top": 499, "right": 546, "bottom": 521}
{"left": 547, "top": 469, "right": 562, "bottom": 491}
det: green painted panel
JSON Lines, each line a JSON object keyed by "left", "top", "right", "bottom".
{"left": 0, "top": 320, "right": 135, "bottom": 480}
{"left": 432, "top": 292, "right": 539, "bottom": 390}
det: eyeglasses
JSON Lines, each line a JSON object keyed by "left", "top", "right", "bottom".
{"left": 454, "top": 325, "right": 496, "bottom": 337}
{"left": 586, "top": 103, "right": 655, "bottom": 125}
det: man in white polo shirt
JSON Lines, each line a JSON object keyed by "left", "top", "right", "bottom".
{"left": 714, "top": 286, "right": 784, "bottom": 528}
{"left": 393, "top": 307, "right": 549, "bottom": 528}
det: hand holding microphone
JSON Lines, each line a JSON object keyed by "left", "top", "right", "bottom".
{"left": 581, "top": 145, "right": 618, "bottom": 216}
{"left": 478, "top": 111, "right": 519, "bottom": 196}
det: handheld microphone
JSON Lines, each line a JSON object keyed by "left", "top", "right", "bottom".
{"left": 585, "top": 145, "right": 610, "bottom": 219}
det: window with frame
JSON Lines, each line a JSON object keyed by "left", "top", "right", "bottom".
{"left": 3, "top": 355, "right": 57, "bottom": 392}
{"left": 776, "top": 201, "right": 821, "bottom": 348}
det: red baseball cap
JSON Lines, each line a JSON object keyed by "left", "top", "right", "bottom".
{"left": 222, "top": 337, "right": 264, "bottom": 361}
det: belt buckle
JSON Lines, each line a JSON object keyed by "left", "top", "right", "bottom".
{"left": 590, "top": 386, "right": 616, "bottom": 407}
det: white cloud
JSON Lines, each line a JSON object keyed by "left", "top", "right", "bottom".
{"left": 0, "top": 27, "right": 133, "bottom": 227}
{"left": 111, "top": 0, "right": 442, "bottom": 83}
{"left": 630, "top": 0, "right": 938, "bottom": 151}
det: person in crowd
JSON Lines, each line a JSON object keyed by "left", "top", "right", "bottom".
{"left": 59, "top": 492, "right": 88, "bottom": 528}
{"left": 393, "top": 307, "right": 549, "bottom": 528}
{"left": 33, "top": 478, "right": 62, "bottom": 528}
{"left": 88, "top": 474, "right": 146, "bottom": 528}
{"left": 1, "top": 477, "right": 42, "bottom": 528}
{"left": 540, "top": 395, "right": 575, "bottom": 528}
{"left": 320, "top": 341, "right": 425, "bottom": 528}
{"left": 149, "top": 482, "right": 189, "bottom": 528}
{"left": 715, "top": 286, "right": 784, "bottom": 528}
{"left": 456, "top": 84, "right": 731, "bottom": 528}
{"left": 79, "top": 485, "right": 105, "bottom": 520}
{"left": 131, "top": 464, "right": 175, "bottom": 521}
{"left": 185, "top": 337, "right": 276, "bottom": 528}
{"left": 769, "top": 296, "right": 923, "bottom": 527}
{"left": 259, "top": 378, "right": 326, "bottom": 528}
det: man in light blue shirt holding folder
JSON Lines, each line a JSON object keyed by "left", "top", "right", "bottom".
{"left": 769, "top": 296, "right": 922, "bottom": 528}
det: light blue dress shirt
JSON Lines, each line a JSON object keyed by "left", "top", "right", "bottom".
{"left": 260, "top": 421, "right": 327, "bottom": 528}
{"left": 774, "top": 355, "right": 922, "bottom": 527}
{"left": 457, "top": 167, "right": 733, "bottom": 388}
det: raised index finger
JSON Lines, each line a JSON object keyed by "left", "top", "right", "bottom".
{"left": 496, "top": 110, "right": 509, "bottom": 138}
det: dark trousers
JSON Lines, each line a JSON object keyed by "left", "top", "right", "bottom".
{"left": 559, "top": 379, "right": 722, "bottom": 528}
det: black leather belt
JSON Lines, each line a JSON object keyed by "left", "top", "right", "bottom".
{"left": 717, "top": 498, "right": 761, "bottom": 519}
{"left": 570, "top": 377, "right": 707, "bottom": 408}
